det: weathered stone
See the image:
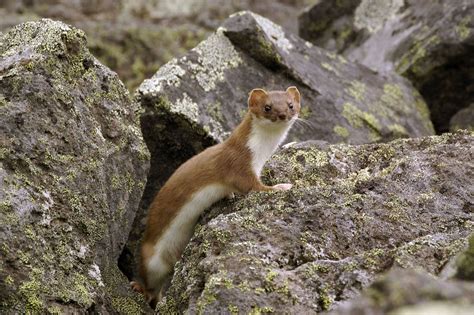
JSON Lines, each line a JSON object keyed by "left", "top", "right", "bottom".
{"left": 126, "top": 11, "right": 435, "bottom": 282}
{"left": 450, "top": 103, "right": 474, "bottom": 132}
{"left": 160, "top": 130, "right": 473, "bottom": 313}
{"left": 0, "top": 19, "right": 150, "bottom": 313}
{"left": 328, "top": 268, "right": 474, "bottom": 315}
{"left": 455, "top": 234, "right": 474, "bottom": 281}
{"left": 0, "top": 0, "right": 311, "bottom": 92}
{"left": 299, "top": 0, "right": 474, "bottom": 133}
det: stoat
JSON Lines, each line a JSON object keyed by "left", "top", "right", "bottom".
{"left": 133, "top": 87, "right": 301, "bottom": 306}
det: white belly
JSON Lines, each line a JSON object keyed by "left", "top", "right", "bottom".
{"left": 146, "top": 184, "right": 230, "bottom": 290}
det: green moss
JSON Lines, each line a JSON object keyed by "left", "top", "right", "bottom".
{"left": 18, "top": 250, "right": 30, "bottom": 265}
{"left": 72, "top": 274, "right": 94, "bottom": 307}
{"left": 19, "top": 270, "right": 43, "bottom": 313}
{"left": 190, "top": 31, "right": 243, "bottom": 92}
{"left": 342, "top": 102, "right": 362, "bottom": 128}
{"left": 300, "top": 106, "right": 312, "bottom": 119}
{"left": 196, "top": 286, "right": 217, "bottom": 315}
{"left": 228, "top": 304, "right": 239, "bottom": 314}
{"left": 0, "top": 94, "right": 7, "bottom": 107}
{"left": 456, "top": 16, "right": 471, "bottom": 41}
{"left": 241, "top": 214, "right": 271, "bottom": 232}
{"left": 25, "top": 226, "right": 36, "bottom": 241}
{"left": 318, "top": 286, "right": 333, "bottom": 311}
{"left": 0, "top": 200, "right": 13, "bottom": 213}
{"left": 111, "top": 175, "right": 121, "bottom": 189}
{"left": 5, "top": 275, "right": 14, "bottom": 286}
{"left": 347, "top": 81, "right": 366, "bottom": 101}
{"left": 389, "top": 124, "right": 408, "bottom": 137}
{"left": 321, "top": 62, "right": 339, "bottom": 75}
{"left": 47, "top": 305, "right": 62, "bottom": 314}
{"left": 111, "top": 297, "right": 144, "bottom": 314}
{"left": 265, "top": 270, "right": 278, "bottom": 283}
{"left": 397, "top": 35, "right": 440, "bottom": 75}
{"left": 305, "top": 263, "right": 330, "bottom": 277}
{"left": 334, "top": 125, "right": 349, "bottom": 138}
{"left": 0, "top": 147, "right": 9, "bottom": 159}
{"left": 380, "top": 84, "right": 411, "bottom": 117}
{"left": 342, "top": 102, "right": 382, "bottom": 141}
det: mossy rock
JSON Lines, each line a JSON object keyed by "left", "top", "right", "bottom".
{"left": 456, "top": 234, "right": 474, "bottom": 281}
{"left": 0, "top": 19, "right": 150, "bottom": 313}
{"left": 450, "top": 103, "right": 474, "bottom": 132}
{"left": 299, "top": 0, "right": 474, "bottom": 133}
{"left": 160, "top": 131, "right": 473, "bottom": 313}
{"left": 328, "top": 268, "right": 474, "bottom": 314}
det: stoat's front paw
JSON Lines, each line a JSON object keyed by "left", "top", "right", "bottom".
{"left": 130, "top": 281, "right": 144, "bottom": 294}
{"left": 272, "top": 183, "right": 293, "bottom": 191}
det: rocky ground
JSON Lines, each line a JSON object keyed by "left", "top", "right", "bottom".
{"left": 161, "top": 131, "right": 473, "bottom": 314}
{"left": 0, "top": 1, "right": 473, "bottom": 314}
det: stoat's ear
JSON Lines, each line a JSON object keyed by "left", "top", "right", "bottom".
{"left": 286, "top": 86, "right": 300, "bottom": 104}
{"left": 248, "top": 88, "right": 268, "bottom": 108}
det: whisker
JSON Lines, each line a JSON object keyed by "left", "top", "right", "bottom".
{"left": 294, "top": 118, "right": 317, "bottom": 131}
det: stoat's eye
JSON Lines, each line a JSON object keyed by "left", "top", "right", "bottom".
{"left": 288, "top": 102, "right": 294, "bottom": 109}
{"left": 264, "top": 104, "right": 272, "bottom": 112}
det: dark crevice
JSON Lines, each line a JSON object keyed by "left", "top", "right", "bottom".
{"left": 411, "top": 46, "right": 474, "bottom": 134}
{"left": 117, "top": 96, "right": 216, "bottom": 282}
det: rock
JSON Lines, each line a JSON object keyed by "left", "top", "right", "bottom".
{"left": 455, "top": 234, "right": 474, "bottom": 281}
{"left": 299, "top": 0, "right": 474, "bottom": 133}
{"left": 126, "top": 11, "right": 435, "bottom": 281}
{"left": 327, "top": 268, "right": 474, "bottom": 315}
{"left": 299, "top": 0, "right": 362, "bottom": 52}
{"left": 0, "top": 0, "right": 311, "bottom": 91}
{"left": 159, "top": 130, "right": 473, "bottom": 314}
{"left": 118, "top": 0, "right": 308, "bottom": 34}
{"left": 450, "top": 103, "right": 474, "bottom": 132}
{"left": 0, "top": 19, "right": 150, "bottom": 313}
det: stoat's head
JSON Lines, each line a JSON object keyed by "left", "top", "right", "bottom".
{"left": 248, "top": 87, "right": 301, "bottom": 127}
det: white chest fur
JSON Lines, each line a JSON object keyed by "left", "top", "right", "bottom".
{"left": 146, "top": 184, "right": 230, "bottom": 290}
{"left": 247, "top": 118, "right": 292, "bottom": 176}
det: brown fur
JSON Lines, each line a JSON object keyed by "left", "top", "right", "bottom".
{"left": 136, "top": 87, "right": 301, "bottom": 303}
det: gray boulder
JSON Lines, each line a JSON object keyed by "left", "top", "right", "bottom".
{"left": 328, "top": 268, "right": 474, "bottom": 315}
{"left": 127, "top": 12, "right": 435, "bottom": 280}
{"left": 0, "top": 19, "right": 150, "bottom": 313}
{"left": 159, "top": 130, "right": 473, "bottom": 313}
{"left": 299, "top": 0, "right": 474, "bottom": 133}
{"left": 450, "top": 103, "right": 474, "bottom": 132}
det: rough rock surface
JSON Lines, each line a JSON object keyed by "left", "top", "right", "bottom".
{"left": 327, "top": 268, "right": 474, "bottom": 315}
{"left": 0, "top": 0, "right": 313, "bottom": 91}
{"left": 124, "top": 11, "right": 435, "bottom": 280}
{"left": 0, "top": 19, "right": 150, "bottom": 313}
{"left": 299, "top": 0, "right": 474, "bottom": 133}
{"left": 159, "top": 131, "right": 473, "bottom": 314}
{"left": 450, "top": 103, "right": 474, "bottom": 132}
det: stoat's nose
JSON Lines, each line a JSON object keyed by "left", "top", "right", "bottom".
{"left": 278, "top": 114, "right": 286, "bottom": 120}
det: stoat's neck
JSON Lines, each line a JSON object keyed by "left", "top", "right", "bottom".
{"left": 246, "top": 114, "right": 293, "bottom": 176}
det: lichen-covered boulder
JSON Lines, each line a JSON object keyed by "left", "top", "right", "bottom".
{"left": 0, "top": 0, "right": 311, "bottom": 92}
{"left": 125, "top": 12, "right": 435, "bottom": 279}
{"left": 299, "top": 0, "right": 474, "bottom": 133}
{"left": 454, "top": 234, "right": 474, "bottom": 281}
{"left": 328, "top": 268, "right": 474, "bottom": 315}
{"left": 450, "top": 103, "right": 474, "bottom": 132}
{"left": 0, "top": 19, "right": 150, "bottom": 313}
{"left": 159, "top": 130, "right": 473, "bottom": 313}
